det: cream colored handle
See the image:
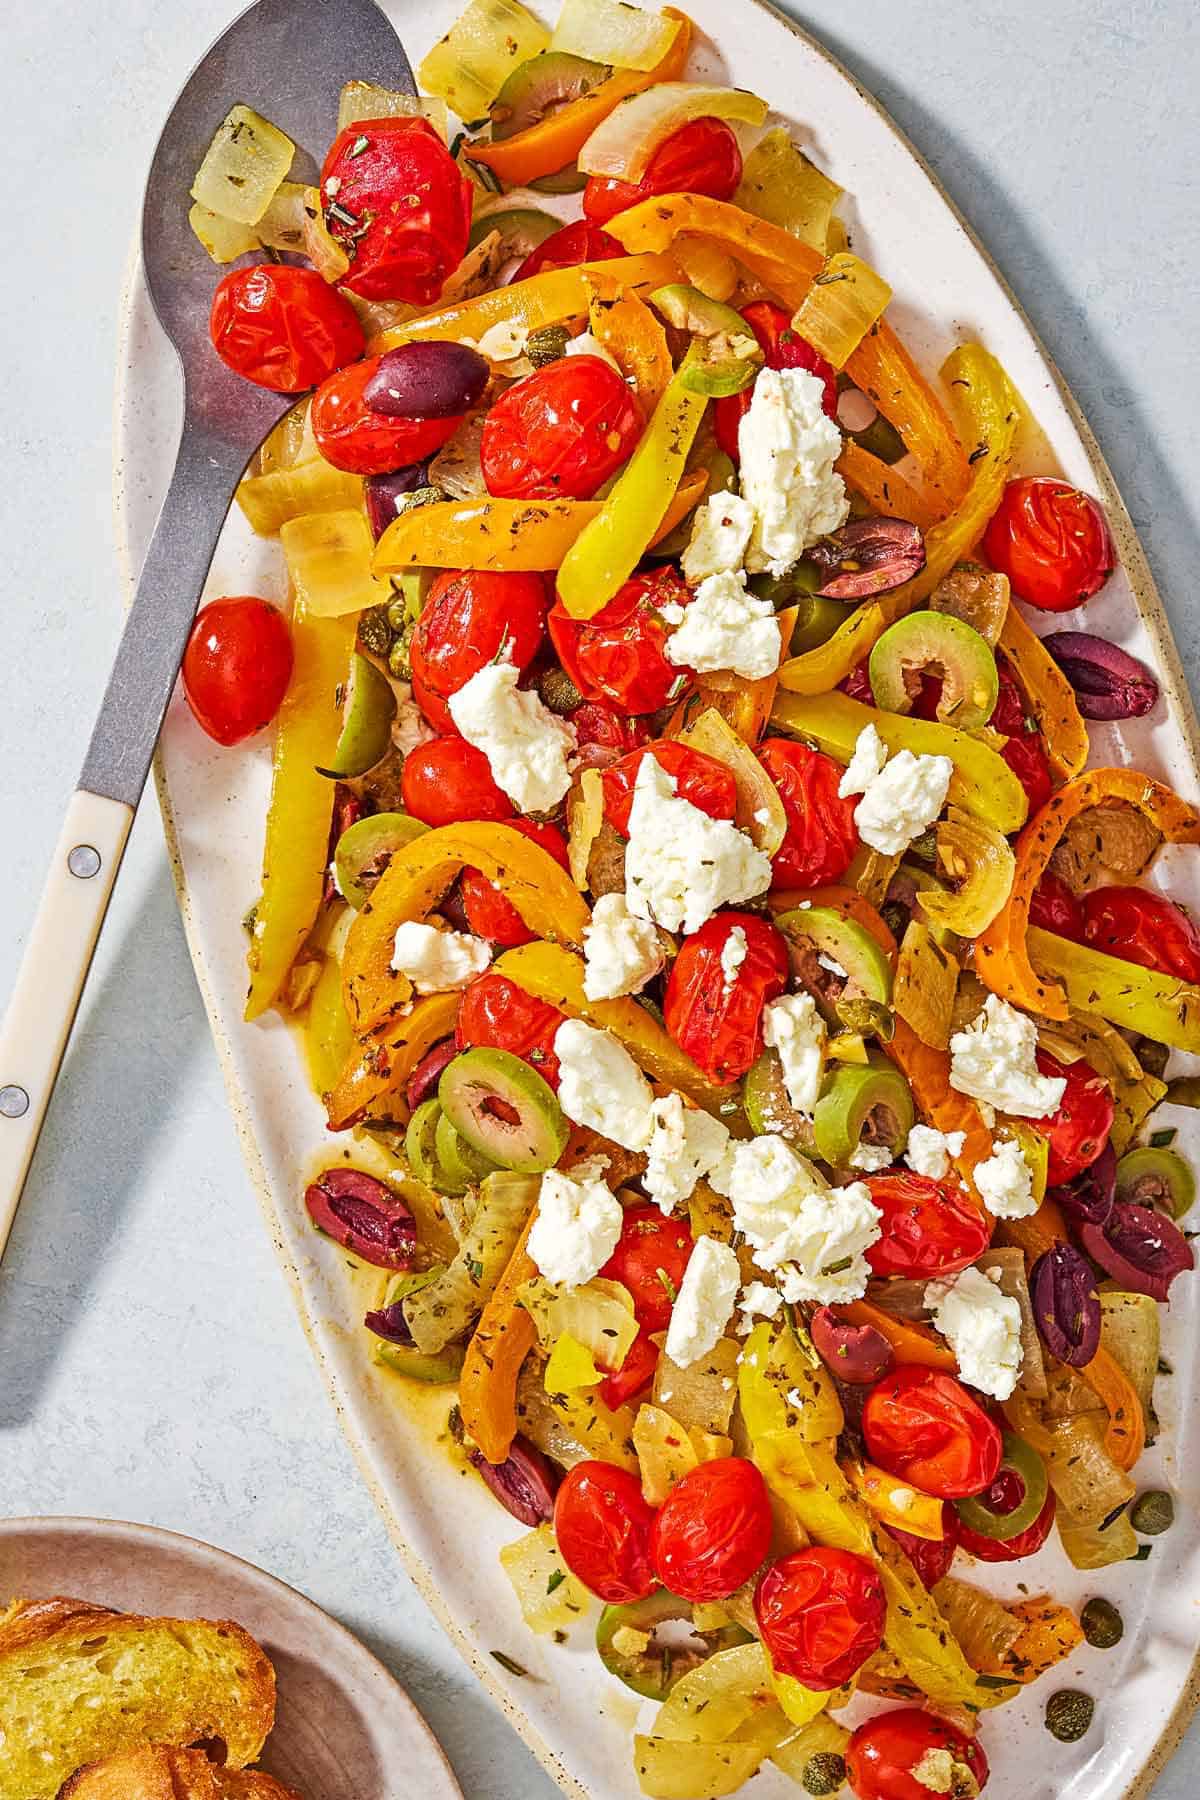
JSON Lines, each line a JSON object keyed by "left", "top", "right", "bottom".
{"left": 0, "top": 789, "right": 133, "bottom": 1261}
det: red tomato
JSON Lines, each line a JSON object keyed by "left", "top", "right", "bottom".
{"left": 847, "top": 1708, "right": 990, "bottom": 1800}
{"left": 758, "top": 737, "right": 860, "bottom": 887}
{"left": 602, "top": 741, "right": 737, "bottom": 837}
{"left": 864, "top": 1173, "right": 992, "bottom": 1281}
{"left": 1080, "top": 885, "right": 1200, "bottom": 983}
{"left": 311, "top": 357, "right": 461, "bottom": 474}
{"left": 320, "top": 117, "right": 472, "bottom": 304}
{"left": 755, "top": 1547, "right": 886, "bottom": 1690}
{"left": 209, "top": 264, "right": 364, "bottom": 393}
{"left": 401, "top": 736, "right": 514, "bottom": 827}
{"left": 182, "top": 597, "right": 292, "bottom": 746}
{"left": 409, "top": 568, "right": 550, "bottom": 732}
{"left": 582, "top": 117, "right": 743, "bottom": 226}
{"left": 883, "top": 1505, "right": 958, "bottom": 1589}
{"left": 514, "top": 218, "right": 622, "bottom": 280}
{"left": 714, "top": 300, "right": 838, "bottom": 460}
{"left": 456, "top": 971, "right": 564, "bottom": 1089}
{"left": 863, "top": 1366, "right": 1003, "bottom": 1500}
{"left": 956, "top": 1481, "right": 1056, "bottom": 1563}
{"left": 991, "top": 659, "right": 1053, "bottom": 815}
{"left": 1029, "top": 871, "right": 1085, "bottom": 938}
{"left": 1035, "top": 1051, "right": 1114, "bottom": 1187}
{"left": 549, "top": 567, "right": 691, "bottom": 714}
{"left": 599, "top": 1205, "right": 695, "bottom": 1333}
{"left": 554, "top": 1462, "right": 657, "bottom": 1603}
{"left": 983, "top": 476, "right": 1114, "bottom": 613}
{"left": 664, "top": 912, "right": 790, "bottom": 1085}
{"left": 569, "top": 701, "right": 650, "bottom": 769}
{"left": 461, "top": 819, "right": 569, "bottom": 946}
{"left": 481, "top": 357, "right": 644, "bottom": 501}
{"left": 651, "top": 1459, "right": 774, "bottom": 1603}
{"left": 599, "top": 1328, "right": 659, "bottom": 1411}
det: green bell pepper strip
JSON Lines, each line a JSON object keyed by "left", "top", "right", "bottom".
{"left": 955, "top": 1433, "right": 1047, "bottom": 1540}
{"left": 1028, "top": 926, "right": 1200, "bottom": 1053}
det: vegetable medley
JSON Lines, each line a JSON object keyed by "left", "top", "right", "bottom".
{"left": 185, "top": 2, "right": 1199, "bottom": 1793}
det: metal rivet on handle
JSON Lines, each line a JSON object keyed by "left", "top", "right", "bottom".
{"left": 67, "top": 844, "right": 101, "bottom": 880}
{"left": 0, "top": 1085, "right": 30, "bottom": 1119}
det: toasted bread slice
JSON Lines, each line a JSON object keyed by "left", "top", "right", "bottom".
{"left": 0, "top": 1598, "right": 275, "bottom": 1800}
{"left": 59, "top": 1746, "right": 303, "bottom": 1800}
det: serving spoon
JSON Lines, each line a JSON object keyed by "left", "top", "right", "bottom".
{"left": 0, "top": 0, "right": 412, "bottom": 1262}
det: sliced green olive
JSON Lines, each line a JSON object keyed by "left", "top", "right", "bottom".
{"left": 596, "top": 1591, "right": 751, "bottom": 1700}
{"left": 812, "top": 1054, "right": 913, "bottom": 1167}
{"left": 1115, "top": 1146, "right": 1196, "bottom": 1220}
{"left": 333, "top": 811, "right": 429, "bottom": 909}
{"left": 435, "top": 1108, "right": 501, "bottom": 1189}
{"left": 467, "top": 204, "right": 559, "bottom": 257}
{"left": 404, "top": 1097, "right": 443, "bottom": 1187}
{"left": 955, "top": 1433, "right": 1047, "bottom": 1541}
{"left": 651, "top": 285, "right": 765, "bottom": 398}
{"left": 868, "top": 609, "right": 999, "bottom": 731}
{"left": 774, "top": 905, "right": 893, "bottom": 1020}
{"left": 322, "top": 651, "right": 396, "bottom": 778}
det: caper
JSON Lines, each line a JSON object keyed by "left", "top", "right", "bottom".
{"left": 539, "top": 667, "right": 583, "bottom": 715}
{"left": 358, "top": 605, "right": 395, "bottom": 657}
{"left": 881, "top": 900, "right": 910, "bottom": 939}
{"left": 1130, "top": 1489, "right": 1174, "bottom": 1535}
{"left": 1134, "top": 1036, "right": 1170, "bottom": 1079}
{"left": 1045, "top": 1689, "right": 1094, "bottom": 1743}
{"left": 801, "top": 1752, "right": 846, "bottom": 1795}
{"left": 386, "top": 596, "right": 411, "bottom": 632}
{"left": 1080, "top": 1597, "right": 1123, "bottom": 1649}
{"left": 388, "top": 636, "right": 413, "bottom": 681}
{"left": 526, "top": 324, "right": 570, "bottom": 367}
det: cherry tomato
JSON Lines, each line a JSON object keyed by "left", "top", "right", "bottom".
{"left": 461, "top": 819, "right": 569, "bottom": 946}
{"left": 956, "top": 1479, "right": 1056, "bottom": 1563}
{"left": 599, "top": 1328, "right": 659, "bottom": 1411}
{"left": 209, "top": 264, "right": 364, "bottom": 393}
{"left": 1028, "top": 870, "right": 1085, "bottom": 939}
{"left": 409, "top": 568, "right": 550, "bottom": 732}
{"left": 181, "top": 597, "right": 292, "bottom": 746}
{"left": 664, "top": 912, "right": 790, "bottom": 1085}
{"left": 401, "top": 736, "right": 514, "bottom": 827}
{"left": 602, "top": 741, "right": 737, "bottom": 837}
{"left": 714, "top": 300, "right": 838, "bottom": 461}
{"left": 758, "top": 737, "right": 860, "bottom": 888}
{"left": 863, "top": 1366, "right": 1003, "bottom": 1500}
{"left": 456, "top": 971, "right": 565, "bottom": 1089}
{"left": 1080, "top": 885, "right": 1200, "bottom": 983}
{"left": 864, "top": 1173, "right": 992, "bottom": 1281}
{"left": 549, "top": 566, "right": 691, "bottom": 714}
{"left": 514, "top": 218, "right": 622, "bottom": 280}
{"left": 569, "top": 701, "right": 650, "bottom": 770}
{"left": 983, "top": 476, "right": 1114, "bottom": 613}
{"left": 991, "top": 659, "right": 1053, "bottom": 815}
{"left": 480, "top": 357, "right": 644, "bottom": 501}
{"left": 582, "top": 117, "right": 743, "bottom": 226}
{"left": 599, "top": 1205, "right": 695, "bottom": 1333}
{"left": 554, "top": 1461, "right": 657, "bottom": 1603}
{"left": 651, "top": 1458, "right": 774, "bottom": 1602}
{"left": 755, "top": 1547, "right": 886, "bottom": 1690}
{"left": 846, "top": 1708, "right": 990, "bottom": 1800}
{"left": 310, "top": 357, "right": 461, "bottom": 474}
{"left": 1034, "top": 1051, "right": 1114, "bottom": 1187}
{"left": 883, "top": 1506, "right": 958, "bottom": 1589}
{"left": 320, "top": 117, "right": 472, "bottom": 305}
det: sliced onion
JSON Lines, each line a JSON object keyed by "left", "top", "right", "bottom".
{"left": 579, "top": 83, "right": 769, "bottom": 182}
{"left": 550, "top": 0, "right": 681, "bottom": 70}
{"left": 918, "top": 808, "right": 1015, "bottom": 937}
{"left": 677, "top": 705, "right": 787, "bottom": 854}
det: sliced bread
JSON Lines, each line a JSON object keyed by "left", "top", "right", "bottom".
{"left": 59, "top": 1745, "right": 303, "bottom": 1800}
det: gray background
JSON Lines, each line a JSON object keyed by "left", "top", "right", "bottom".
{"left": 0, "top": 1, "right": 1196, "bottom": 1795}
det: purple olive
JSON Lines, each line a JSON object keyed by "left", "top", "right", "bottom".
{"left": 810, "top": 1305, "right": 894, "bottom": 1383}
{"left": 1078, "top": 1201, "right": 1194, "bottom": 1302}
{"left": 364, "top": 463, "right": 432, "bottom": 540}
{"left": 808, "top": 518, "right": 926, "bottom": 600}
{"left": 305, "top": 1168, "right": 416, "bottom": 1269}
{"left": 1042, "top": 632, "right": 1159, "bottom": 721}
{"left": 1030, "top": 1243, "right": 1101, "bottom": 1366}
{"left": 469, "top": 1437, "right": 559, "bottom": 1526}
{"left": 1048, "top": 1140, "right": 1116, "bottom": 1226}
{"left": 363, "top": 1298, "right": 414, "bottom": 1345}
{"left": 406, "top": 1036, "right": 459, "bottom": 1111}
{"left": 365, "top": 342, "right": 489, "bottom": 420}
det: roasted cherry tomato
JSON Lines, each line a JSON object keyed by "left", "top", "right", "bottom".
{"left": 310, "top": 356, "right": 462, "bottom": 474}
{"left": 410, "top": 568, "right": 550, "bottom": 732}
{"left": 600, "top": 1205, "right": 696, "bottom": 1333}
{"left": 664, "top": 912, "right": 790, "bottom": 1085}
{"left": 569, "top": 701, "right": 651, "bottom": 769}
{"left": 1028, "top": 870, "right": 1085, "bottom": 939}
{"left": 1080, "top": 885, "right": 1200, "bottom": 983}
{"left": 864, "top": 1173, "right": 992, "bottom": 1281}
{"left": 755, "top": 1546, "right": 886, "bottom": 1690}
{"left": 651, "top": 1458, "right": 774, "bottom": 1603}
{"left": 846, "top": 1707, "right": 990, "bottom": 1800}
{"left": 514, "top": 218, "right": 622, "bottom": 280}
{"left": 480, "top": 356, "right": 644, "bottom": 501}
{"left": 599, "top": 1328, "right": 659, "bottom": 1411}
{"left": 461, "top": 819, "right": 569, "bottom": 946}
{"left": 209, "top": 264, "right": 364, "bottom": 393}
{"left": 602, "top": 741, "right": 738, "bottom": 837}
{"left": 991, "top": 658, "right": 1053, "bottom": 815}
{"left": 955, "top": 1478, "right": 1056, "bottom": 1563}
{"left": 863, "top": 1366, "right": 1003, "bottom": 1500}
{"left": 456, "top": 971, "right": 565, "bottom": 1089}
{"left": 883, "top": 1505, "right": 958, "bottom": 1590}
{"left": 983, "top": 476, "right": 1115, "bottom": 613}
{"left": 1034, "top": 1051, "right": 1114, "bottom": 1187}
{"left": 758, "top": 737, "right": 860, "bottom": 888}
{"left": 582, "top": 117, "right": 743, "bottom": 226}
{"left": 554, "top": 1461, "right": 657, "bottom": 1603}
{"left": 549, "top": 566, "right": 691, "bottom": 714}
{"left": 320, "top": 117, "right": 472, "bottom": 304}
{"left": 714, "top": 300, "right": 838, "bottom": 460}
{"left": 400, "top": 736, "right": 514, "bottom": 827}
{"left": 182, "top": 597, "right": 292, "bottom": 746}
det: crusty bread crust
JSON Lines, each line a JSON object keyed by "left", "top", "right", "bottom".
{"left": 58, "top": 1746, "right": 303, "bottom": 1800}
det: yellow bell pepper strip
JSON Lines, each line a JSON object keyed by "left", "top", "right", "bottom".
{"left": 738, "top": 1321, "right": 844, "bottom": 1444}
{"left": 766, "top": 885, "right": 897, "bottom": 958}
{"left": 835, "top": 441, "right": 939, "bottom": 533}
{"left": 1028, "top": 927, "right": 1200, "bottom": 1052}
{"left": 975, "top": 766, "right": 1200, "bottom": 1021}
{"left": 459, "top": 1210, "right": 538, "bottom": 1465}
{"left": 998, "top": 603, "right": 1088, "bottom": 782}
{"left": 608, "top": 193, "right": 824, "bottom": 309}
{"left": 245, "top": 597, "right": 356, "bottom": 1021}
{"left": 778, "top": 343, "right": 1020, "bottom": 696}
{"left": 836, "top": 1298, "right": 957, "bottom": 1372}
{"left": 341, "top": 824, "right": 591, "bottom": 1036}
{"left": 303, "top": 948, "right": 355, "bottom": 1099}
{"left": 846, "top": 324, "right": 970, "bottom": 512}
{"left": 463, "top": 9, "right": 693, "bottom": 186}
{"left": 770, "top": 689, "right": 1029, "bottom": 836}
{"left": 325, "top": 991, "right": 460, "bottom": 1130}
{"left": 556, "top": 346, "right": 711, "bottom": 619}
{"left": 586, "top": 278, "right": 674, "bottom": 412}
{"left": 848, "top": 1461, "right": 947, "bottom": 1541}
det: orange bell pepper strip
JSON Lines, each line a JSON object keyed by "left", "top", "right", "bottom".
{"left": 976, "top": 767, "right": 1200, "bottom": 1021}
{"left": 608, "top": 193, "right": 823, "bottom": 309}
{"left": 845, "top": 324, "right": 969, "bottom": 514}
{"left": 837, "top": 1298, "right": 956, "bottom": 1372}
{"left": 767, "top": 885, "right": 897, "bottom": 958}
{"left": 836, "top": 441, "right": 939, "bottom": 533}
{"left": 463, "top": 10, "right": 693, "bottom": 186}
{"left": 998, "top": 603, "right": 1088, "bottom": 782}
{"left": 325, "top": 992, "right": 460, "bottom": 1131}
{"left": 1001, "top": 1597, "right": 1084, "bottom": 1683}
{"left": 459, "top": 1210, "right": 538, "bottom": 1465}
{"left": 848, "top": 1460, "right": 947, "bottom": 1540}
{"left": 585, "top": 278, "right": 673, "bottom": 412}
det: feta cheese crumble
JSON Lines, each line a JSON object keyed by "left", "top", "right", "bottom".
{"left": 472, "top": 319, "right": 530, "bottom": 362}
{"left": 664, "top": 1235, "right": 741, "bottom": 1366}
{"left": 737, "top": 1280, "right": 784, "bottom": 1331}
{"left": 839, "top": 722, "right": 954, "bottom": 857}
{"left": 838, "top": 723, "right": 888, "bottom": 798}
{"left": 390, "top": 920, "right": 490, "bottom": 992}
{"left": 849, "top": 1141, "right": 894, "bottom": 1173}
{"left": 564, "top": 330, "right": 622, "bottom": 374}
{"left": 762, "top": 991, "right": 826, "bottom": 1114}
{"left": 448, "top": 661, "right": 575, "bottom": 813}
{"left": 582, "top": 892, "right": 664, "bottom": 1001}
{"left": 553, "top": 1018, "right": 654, "bottom": 1151}
{"left": 665, "top": 570, "right": 782, "bottom": 681}
{"left": 643, "top": 1092, "right": 731, "bottom": 1216}
{"left": 974, "top": 1136, "right": 1038, "bottom": 1218}
{"left": 948, "top": 994, "right": 1067, "bottom": 1119}
{"left": 925, "top": 1264, "right": 1024, "bottom": 1400}
{"left": 719, "top": 924, "right": 749, "bottom": 992}
{"left": 681, "top": 488, "right": 756, "bottom": 584}
{"left": 391, "top": 681, "right": 435, "bottom": 757}
{"left": 905, "top": 1124, "right": 967, "bottom": 1181}
{"left": 739, "top": 368, "right": 849, "bottom": 577}
{"left": 624, "top": 755, "right": 772, "bottom": 935}
{"left": 528, "top": 1164, "right": 623, "bottom": 1290}
{"left": 712, "top": 1136, "right": 882, "bottom": 1304}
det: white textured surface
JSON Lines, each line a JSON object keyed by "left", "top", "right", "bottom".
{"left": 0, "top": 3, "right": 1197, "bottom": 1798}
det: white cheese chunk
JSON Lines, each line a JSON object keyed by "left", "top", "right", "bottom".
{"left": 925, "top": 1264, "right": 1024, "bottom": 1400}
{"left": 762, "top": 991, "right": 826, "bottom": 1114}
{"left": 448, "top": 661, "right": 575, "bottom": 813}
{"left": 564, "top": 330, "right": 622, "bottom": 373}
{"left": 949, "top": 995, "right": 1067, "bottom": 1119}
{"left": 737, "top": 1280, "right": 784, "bottom": 1332}
{"left": 553, "top": 1017, "right": 654, "bottom": 1151}
{"left": 390, "top": 680, "right": 435, "bottom": 757}
{"left": 390, "top": 920, "right": 490, "bottom": 992}
{"left": 664, "top": 1235, "right": 741, "bottom": 1366}
{"left": 712, "top": 1136, "right": 881, "bottom": 1304}
{"left": 905, "top": 1124, "right": 967, "bottom": 1181}
{"left": 582, "top": 891, "right": 664, "bottom": 1000}
{"left": 665, "top": 569, "right": 782, "bottom": 681}
{"left": 624, "top": 755, "right": 772, "bottom": 935}
{"left": 473, "top": 319, "right": 530, "bottom": 362}
{"left": 528, "top": 1164, "right": 623, "bottom": 1290}
{"left": 849, "top": 1141, "right": 894, "bottom": 1173}
{"left": 739, "top": 367, "right": 848, "bottom": 577}
{"left": 719, "top": 924, "right": 748, "bottom": 992}
{"left": 643, "top": 1092, "right": 731, "bottom": 1216}
{"left": 838, "top": 723, "right": 889, "bottom": 798}
{"left": 852, "top": 745, "right": 954, "bottom": 856}
{"left": 681, "top": 488, "right": 756, "bottom": 584}
{"left": 974, "top": 1136, "right": 1038, "bottom": 1218}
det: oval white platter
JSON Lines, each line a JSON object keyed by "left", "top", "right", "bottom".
{"left": 114, "top": 2, "right": 1200, "bottom": 1796}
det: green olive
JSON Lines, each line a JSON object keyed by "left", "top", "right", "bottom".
{"left": 1130, "top": 1489, "right": 1174, "bottom": 1535}
{"left": 1080, "top": 1597, "right": 1123, "bottom": 1649}
{"left": 955, "top": 1434, "right": 1048, "bottom": 1541}
{"left": 869, "top": 609, "right": 999, "bottom": 731}
{"left": 812, "top": 1055, "right": 913, "bottom": 1167}
{"left": 595, "top": 1592, "right": 750, "bottom": 1699}
{"left": 1115, "top": 1146, "right": 1195, "bottom": 1220}
{"left": 1044, "top": 1689, "right": 1094, "bottom": 1743}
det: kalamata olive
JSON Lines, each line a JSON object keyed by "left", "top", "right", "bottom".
{"left": 807, "top": 518, "right": 926, "bottom": 600}
{"left": 1078, "top": 1201, "right": 1194, "bottom": 1301}
{"left": 1029, "top": 1243, "right": 1101, "bottom": 1366}
{"left": 305, "top": 1168, "right": 416, "bottom": 1269}
{"left": 810, "top": 1305, "right": 894, "bottom": 1383}
{"left": 1042, "top": 631, "right": 1159, "bottom": 721}
{"left": 365, "top": 342, "right": 489, "bottom": 419}
{"left": 1048, "top": 1139, "right": 1116, "bottom": 1226}
{"left": 406, "top": 1036, "right": 459, "bottom": 1111}
{"left": 364, "top": 463, "right": 432, "bottom": 539}
{"left": 363, "top": 1298, "right": 414, "bottom": 1345}
{"left": 469, "top": 1436, "right": 559, "bottom": 1525}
